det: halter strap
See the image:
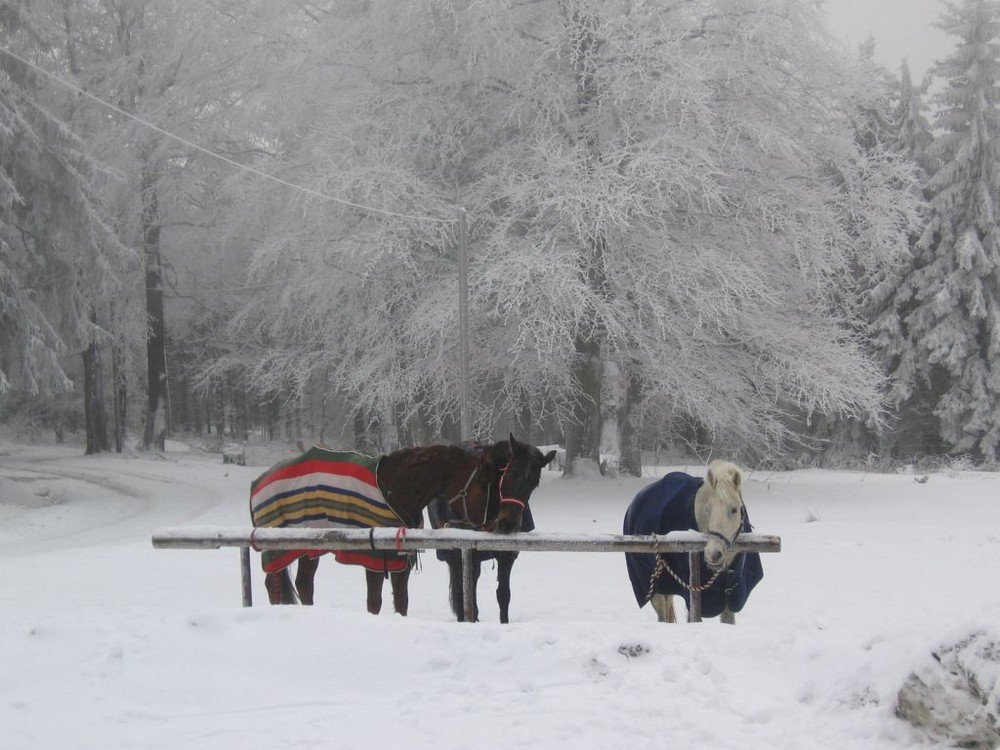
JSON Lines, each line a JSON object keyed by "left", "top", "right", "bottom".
{"left": 444, "top": 465, "right": 481, "bottom": 527}
{"left": 706, "top": 528, "right": 741, "bottom": 550}
{"left": 443, "top": 454, "right": 528, "bottom": 530}
{"left": 497, "top": 459, "right": 528, "bottom": 507}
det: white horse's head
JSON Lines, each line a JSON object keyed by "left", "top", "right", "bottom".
{"left": 694, "top": 460, "right": 745, "bottom": 570}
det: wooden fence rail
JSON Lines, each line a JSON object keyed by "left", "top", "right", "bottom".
{"left": 151, "top": 526, "right": 781, "bottom": 622}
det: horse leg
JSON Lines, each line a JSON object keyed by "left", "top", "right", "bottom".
{"left": 294, "top": 555, "right": 320, "bottom": 605}
{"left": 390, "top": 567, "right": 411, "bottom": 616}
{"left": 365, "top": 570, "right": 385, "bottom": 615}
{"left": 468, "top": 554, "right": 482, "bottom": 622}
{"left": 265, "top": 569, "right": 298, "bottom": 604}
{"left": 720, "top": 606, "right": 736, "bottom": 625}
{"left": 495, "top": 552, "right": 517, "bottom": 624}
{"left": 445, "top": 553, "right": 464, "bottom": 621}
{"left": 651, "top": 593, "right": 676, "bottom": 623}
{"left": 265, "top": 572, "right": 281, "bottom": 604}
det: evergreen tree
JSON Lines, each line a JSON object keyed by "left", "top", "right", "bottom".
{"left": 894, "top": 62, "right": 937, "bottom": 183}
{"left": 891, "top": 0, "right": 1000, "bottom": 460}
{"left": 865, "top": 60, "right": 940, "bottom": 458}
{"left": 1, "top": 4, "right": 134, "bottom": 455}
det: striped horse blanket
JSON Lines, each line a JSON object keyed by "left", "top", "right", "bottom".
{"left": 250, "top": 446, "right": 410, "bottom": 574}
{"left": 623, "top": 472, "right": 763, "bottom": 619}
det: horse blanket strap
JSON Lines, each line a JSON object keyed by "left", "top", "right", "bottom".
{"left": 623, "top": 471, "right": 763, "bottom": 619}
{"left": 249, "top": 446, "right": 409, "bottom": 574}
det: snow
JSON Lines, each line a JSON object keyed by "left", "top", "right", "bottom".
{"left": 1, "top": 435, "right": 998, "bottom": 750}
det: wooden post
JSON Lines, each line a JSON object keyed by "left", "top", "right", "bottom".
{"left": 461, "top": 548, "right": 476, "bottom": 622}
{"left": 240, "top": 546, "right": 252, "bottom": 607}
{"left": 687, "top": 551, "right": 702, "bottom": 622}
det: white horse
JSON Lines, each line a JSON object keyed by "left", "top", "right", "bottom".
{"left": 624, "top": 459, "right": 761, "bottom": 625}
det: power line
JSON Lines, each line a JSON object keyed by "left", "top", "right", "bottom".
{"left": 0, "top": 44, "right": 448, "bottom": 225}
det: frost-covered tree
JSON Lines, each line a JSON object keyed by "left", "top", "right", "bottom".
{"left": 222, "top": 0, "right": 921, "bottom": 466}
{"left": 888, "top": 0, "right": 1000, "bottom": 460}
{"left": 801, "top": 46, "right": 929, "bottom": 461}
{"left": 48, "top": 0, "right": 291, "bottom": 450}
{"left": 1, "top": 3, "right": 135, "bottom": 452}
{"left": 895, "top": 61, "right": 938, "bottom": 183}
{"left": 864, "top": 60, "right": 940, "bottom": 458}
{"left": 472, "top": 0, "right": 919, "bottom": 468}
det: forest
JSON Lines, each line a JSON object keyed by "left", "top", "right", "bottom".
{"left": 2, "top": 0, "right": 999, "bottom": 472}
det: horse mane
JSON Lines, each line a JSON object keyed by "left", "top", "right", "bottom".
{"left": 704, "top": 459, "right": 743, "bottom": 502}
{"left": 389, "top": 444, "right": 471, "bottom": 471}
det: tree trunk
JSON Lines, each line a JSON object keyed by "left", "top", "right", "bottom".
{"left": 111, "top": 337, "right": 127, "bottom": 453}
{"left": 141, "top": 178, "right": 168, "bottom": 451}
{"left": 82, "top": 340, "right": 110, "bottom": 455}
{"left": 620, "top": 365, "right": 643, "bottom": 477}
{"left": 565, "top": 333, "right": 602, "bottom": 473}
{"left": 560, "top": 3, "right": 609, "bottom": 475}
{"left": 318, "top": 368, "right": 329, "bottom": 445}
{"left": 519, "top": 399, "right": 534, "bottom": 444}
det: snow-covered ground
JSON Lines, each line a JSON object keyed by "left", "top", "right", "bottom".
{"left": 1, "top": 435, "right": 997, "bottom": 749}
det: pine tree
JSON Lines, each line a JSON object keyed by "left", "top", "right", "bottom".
{"left": 894, "top": 62, "right": 937, "bottom": 183}
{"left": 892, "top": 0, "right": 1000, "bottom": 460}
{"left": 1, "top": 4, "right": 133, "bottom": 442}
{"left": 864, "top": 61, "right": 940, "bottom": 458}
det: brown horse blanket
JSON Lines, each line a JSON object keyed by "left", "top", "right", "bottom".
{"left": 250, "top": 446, "right": 409, "bottom": 574}
{"left": 623, "top": 471, "right": 763, "bottom": 618}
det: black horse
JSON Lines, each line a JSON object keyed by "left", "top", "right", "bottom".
{"left": 428, "top": 440, "right": 553, "bottom": 623}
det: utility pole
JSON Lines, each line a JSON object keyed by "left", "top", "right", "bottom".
{"left": 458, "top": 206, "right": 476, "bottom": 622}
{"left": 457, "top": 206, "right": 472, "bottom": 441}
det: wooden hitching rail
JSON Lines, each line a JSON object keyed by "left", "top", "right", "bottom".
{"left": 151, "top": 526, "right": 781, "bottom": 623}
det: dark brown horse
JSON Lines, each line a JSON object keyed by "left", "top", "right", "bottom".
{"left": 387, "top": 436, "right": 554, "bottom": 622}
{"left": 252, "top": 434, "right": 551, "bottom": 615}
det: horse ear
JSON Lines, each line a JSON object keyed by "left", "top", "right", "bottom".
{"left": 542, "top": 449, "right": 557, "bottom": 467}
{"left": 492, "top": 440, "right": 511, "bottom": 470}
{"left": 508, "top": 432, "right": 517, "bottom": 450}
{"left": 706, "top": 466, "right": 716, "bottom": 488}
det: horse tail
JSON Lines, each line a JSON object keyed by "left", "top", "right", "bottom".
{"left": 706, "top": 459, "right": 743, "bottom": 502}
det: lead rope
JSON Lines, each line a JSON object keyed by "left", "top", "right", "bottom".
{"left": 646, "top": 516, "right": 745, "bottom": 600}
{"left": 646, "top": 498, "right": 750, "bottom": 603}
{"left": 645, "top": 554, "right": 727, "bottom": 602}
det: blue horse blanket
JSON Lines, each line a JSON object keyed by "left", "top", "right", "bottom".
{"left": 623, "top": 472, "right": 763, "bottom": 618}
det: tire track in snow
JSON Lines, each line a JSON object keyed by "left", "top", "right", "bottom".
{"left": 0, "top": 451, "right": 243, "bottom": 554}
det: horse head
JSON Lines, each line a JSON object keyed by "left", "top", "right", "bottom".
{"left": 481, "top": 433, "right": 556, "bottom": 534}
{"left": 694, "top": 460, "right": 746, "bottom": 570}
